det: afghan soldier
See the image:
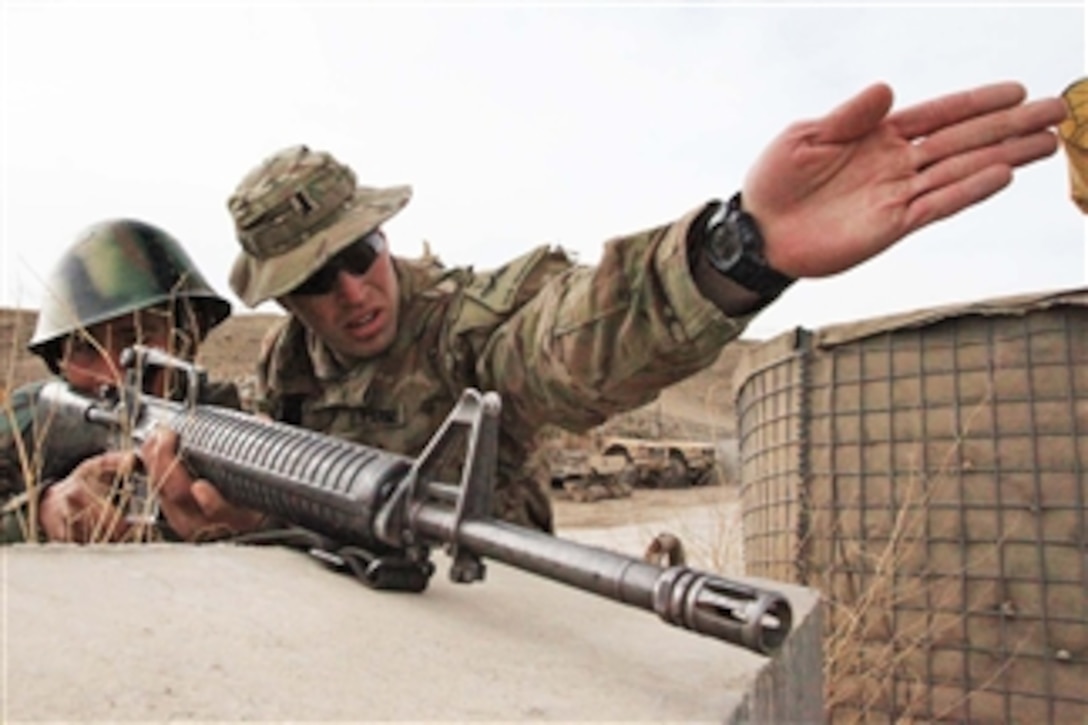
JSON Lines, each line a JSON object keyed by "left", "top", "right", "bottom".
{"left": 0, "top": 219, "right": 254, "bottom": 543}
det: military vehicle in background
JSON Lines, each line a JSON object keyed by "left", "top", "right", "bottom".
{"left": 599, "top": 436, "right": 718, "bottom": 489}
{"left": 544, "top": 432, "right": 719, "bottom": 503}
{"left": 547, "top": 448, "right": 634, "bottom": 503}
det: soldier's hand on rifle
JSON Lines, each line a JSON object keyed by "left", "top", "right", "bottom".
{"left": 141, "top": 428, "right": 267, "bottom": 542}
{"left": 742, "top": 82, "right": 1066, "bottom": 279}
{"left": 39, "top": 451, "right": 136, "bottom": 543}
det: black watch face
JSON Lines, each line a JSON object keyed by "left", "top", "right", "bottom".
{"left": 708, "top": 224, "right": 744, "bottom": 268}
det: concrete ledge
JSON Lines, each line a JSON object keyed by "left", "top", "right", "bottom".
{"left": 2, "top": 543, "right": 822, "bottom": 721}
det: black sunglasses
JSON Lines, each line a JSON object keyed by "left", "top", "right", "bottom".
{"left": 291, "top": 230, "right": 386, "bottom": 296}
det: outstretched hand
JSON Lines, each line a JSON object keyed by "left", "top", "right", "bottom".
{"left": 743, "top": 82, "right": 1068, "bottom": 278}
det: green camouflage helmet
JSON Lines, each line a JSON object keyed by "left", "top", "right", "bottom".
{"left": 28, "top": 219, "right": 232, "bottom": 372}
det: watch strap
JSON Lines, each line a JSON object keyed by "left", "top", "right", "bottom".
{"left": 704, "top": 193, "right": 794, "bottom": 301}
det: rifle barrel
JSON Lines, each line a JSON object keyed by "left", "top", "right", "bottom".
{"left": 412, "top": 507, "right": 792, "bottom": 655}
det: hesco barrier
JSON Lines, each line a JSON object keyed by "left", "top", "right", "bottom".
{"left": 733, "top": 288, "right": 1087, "bottom": 724}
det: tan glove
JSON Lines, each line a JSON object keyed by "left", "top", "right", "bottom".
{"left": 1058, "top": 78, "right": 1088, "bottom": 214}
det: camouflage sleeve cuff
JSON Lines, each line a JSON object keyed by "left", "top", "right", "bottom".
{"left": 0, "top": 488, "right": 50, "bottom": 544}
{"left": 654, "top": 202, "right": 757, "bottom": 342}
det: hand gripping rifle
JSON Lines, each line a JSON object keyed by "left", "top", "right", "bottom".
{"left": 36, "top": 345, "right": 793, "bottom": 655}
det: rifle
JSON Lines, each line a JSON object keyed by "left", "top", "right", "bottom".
{"left": 36, "top": 345, "right": 793, "bottom": 655}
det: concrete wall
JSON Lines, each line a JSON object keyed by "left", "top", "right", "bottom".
{"left": 2, "top": 543, "right": 822, "bottom": 721}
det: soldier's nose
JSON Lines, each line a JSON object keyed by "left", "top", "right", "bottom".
{"left": 332, "top": 269, "right": 369, "bottom": 301}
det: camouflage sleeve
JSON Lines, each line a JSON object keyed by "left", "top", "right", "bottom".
{"left": 1, "top": 381, "right": 49, "bottom": 543}
{"left": 469, "top": 204, "right": 755, "bottom": 433}
{"left": 0, "top": 382, "right": 45, "bottom": 501}
{"left": 200, "top": 380, "right": 243, "bottom": 410}
{"left": 1, "top": 492, "right": 43, "bottom": 544}
{"left": 253, "top": 316, "right": 297, "bottom": 418}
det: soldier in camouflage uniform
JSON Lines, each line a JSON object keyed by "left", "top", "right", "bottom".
{"left": 0, "top": 219, "right": 255, "bottom": 543}
{"left": 221, "top": 145, "right": 741, "bottom": 532}
{"left": 153, "top": 81, "right": 1065, "bottom": 535}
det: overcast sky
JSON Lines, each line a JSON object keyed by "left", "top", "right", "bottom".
{"left": 2, "top": 2, "right": 1085, "bottom": 340}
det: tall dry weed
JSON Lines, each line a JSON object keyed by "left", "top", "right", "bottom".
{"left": 1, "top": 304, "right": 195, "bottom": 544}
{"left": 814, "top": 393, "right": 1043, "bottom": 723}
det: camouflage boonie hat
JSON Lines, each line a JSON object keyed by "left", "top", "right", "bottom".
{"left": 228, "top": 145, "right": 412, "bottom": 307}
{"left": 28, "top": 218, "right": 232, "bottom": 372}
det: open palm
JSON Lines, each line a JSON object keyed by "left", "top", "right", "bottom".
{"left": 742, "top": 82, "right": 1068, "bottom": 278}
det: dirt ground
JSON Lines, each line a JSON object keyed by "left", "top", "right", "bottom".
{"left": 553, "top": 482, "right": 735, "bottom": 529}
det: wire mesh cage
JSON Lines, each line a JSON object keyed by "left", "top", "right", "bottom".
{"left": 734, "top": 288, "right": 1088, "bottom": 724}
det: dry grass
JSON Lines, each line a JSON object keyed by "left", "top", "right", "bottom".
{"left": 1, "top": 306, "right": 200, "bottom": 544}
{"left": 2, "top": 306, "right": 45, "bottom": 542}
{"left": 653, "top": 487, "right": 745, "bottom": 576}
{"left": 812, "top": 393, "right": 1046, "bottom": 723}
{"left": 3, "top": 374, "right": 165, "bottom": 545}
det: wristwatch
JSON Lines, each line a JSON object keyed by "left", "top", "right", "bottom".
{"left": 701, "top": 192, "right": 795, "bottom": 306}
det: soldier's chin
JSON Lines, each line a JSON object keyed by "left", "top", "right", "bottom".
{"left": 341, "top": 324, "right": 395, "bottom": 359}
